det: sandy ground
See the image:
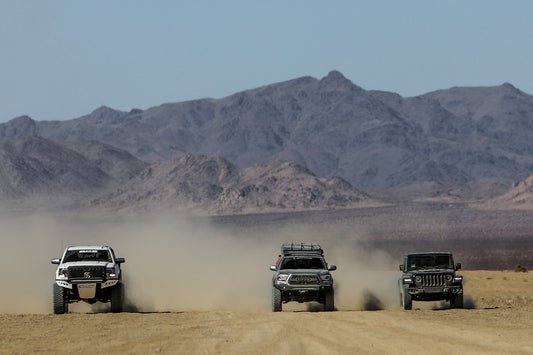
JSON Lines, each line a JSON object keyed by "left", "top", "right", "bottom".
{"left": 1, "top": 270, "right": 532, "bottom": 355}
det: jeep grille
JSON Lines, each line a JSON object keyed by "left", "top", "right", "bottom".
{"left": 67, "top": 266, "right": 106, "bottom": 280}
{"left": 420, "top": 274, "right": 446, "bottom": 287}
{"left": 288, "top": 275, "right": 320, "bottom": 285}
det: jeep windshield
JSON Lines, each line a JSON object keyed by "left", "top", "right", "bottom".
{"left": 279, "top": 257, "right": 326, "bottom": 270}
{"left": 63, "top": 250, "right": 112, "bottom": 263}
{"left": 407, "top": 254, "right": 453, "bottom": 271}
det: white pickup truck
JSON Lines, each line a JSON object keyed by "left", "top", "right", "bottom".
{"left": 51, "top": 246, "right": 125, "bottom": 314}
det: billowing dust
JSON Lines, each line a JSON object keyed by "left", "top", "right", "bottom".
{"left": 0, "top": 213, "right": 400, "bottom": 314}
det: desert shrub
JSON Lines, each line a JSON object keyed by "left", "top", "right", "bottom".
{"left": 514, "top": 264, "right": 528, "bottom": 273}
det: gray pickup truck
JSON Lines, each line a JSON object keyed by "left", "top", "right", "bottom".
{"left": 399, "top": 252, "right": 463, "bottom": 310}
{"left": 270, "top": 242, "right": 336, "bottom": 312}
{"left": 51, "top": 246, "right": 125, "bottom": 314}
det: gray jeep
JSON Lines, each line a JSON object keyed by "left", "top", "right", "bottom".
{"left": 398, "top": 252, "right": 463, "bottom": 310}
{"left": 270, "top": 242, "right": 336, "bottom": 312}
{"left": 51, "top": 246, "right": 125, "bottom": 314}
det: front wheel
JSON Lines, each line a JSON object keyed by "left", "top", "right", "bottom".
{"left": 110, "top": 283, "right": 123, "bottom": 313}
{"left": 53, "top": 283, "right": 68, "bottom": 314}
{"left": 450, "top": 293, "right": 463, "bottom": 309}
{"left": 401, "top": 288, "right": 412, "bottom": 310}
{"left": 272, "top": 287, "right": 282, "bottom": 312}
{"left": 324, "top": 289, "right": 335, "bottom": 311}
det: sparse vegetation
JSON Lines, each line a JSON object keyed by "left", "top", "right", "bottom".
{"left": 514, "top": 264, "right": 528, "bottom": 273}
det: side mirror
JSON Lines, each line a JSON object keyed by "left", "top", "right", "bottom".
{"left": 328, "top": 265, "right": 337, "bottom": 271}
{"left": 51, "top": 258, "right": 60, "bottom": 265}
{"left": 116, "top": 257, "right": 125, "bottom": 264}
{"left": 455, "top": 263, "right": 461, "bottom": 270}
{"left": 269, "top": 265, "right": 277, "bottom": 271}
{"left": 399, "top": 264, "right": 405, "bottom": 271}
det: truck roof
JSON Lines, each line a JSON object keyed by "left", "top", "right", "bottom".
{"left": 66, "top": 246, "right": 111, "bottom": 251}
{"left": 281, "top": 242, "right": 323, "bottom": 256}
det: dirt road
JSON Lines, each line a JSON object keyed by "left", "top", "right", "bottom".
{"left": 1, "top": 271, "right": 532, "bottom": 354}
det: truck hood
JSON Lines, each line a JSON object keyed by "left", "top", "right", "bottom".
{"left": 280, "top": 269, "right": 330, "bottom": 275}
{"left": 60, "top": 261, "right": 113, "bottom": 268}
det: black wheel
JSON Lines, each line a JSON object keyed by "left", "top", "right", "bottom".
{"left": 272, "top": 287, "right": 282, "bottom": 312}
{"left": 110, "top": 283, "right": 123, "bottom": 313}
{"left": 53, "top": 283, "right": 68, "bottom": 314}
{"left": 324, "top": 289, "right": 335, "bottom": 311}
{"left": 450, "top": 294, "right": 463, "bottom": 309}
{"left": 401, "top": 288, "right": 412, "bottom": 310}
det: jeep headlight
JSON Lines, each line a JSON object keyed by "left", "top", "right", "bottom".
{"left": 445, "top": 274, "right": 453, "bottom": 283}
{"left": 276, "top": 274, "right": 289, "bottom": 283}
{"left": 402, "top": 277, "right": 413, "bottom": 285}
{"left": 414, "top": 275, "right": 422, "bottom": 286}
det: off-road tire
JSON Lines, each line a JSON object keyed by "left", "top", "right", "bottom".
{"left": 53, "top": 283, "right": 68, "bottom": 314}
{"left": 110, "top": 282, "right": 123, "bottom": 313}
{"left": 450, "top": 293, "right": 463, "bottom": 309}
{"left": 324, "top": 289, "right": 335, "bottom": 311}
{"left": 401, "top": 288, "right": 412, "bottom": 310}
{"left": 272, "top": 287, "right": 282, "bottom": 312}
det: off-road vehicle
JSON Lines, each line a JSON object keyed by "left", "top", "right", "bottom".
{"left": 398, "top": 252, "right": 463, "bottom": 310}
{"left": 270, "top": 242, "right": 336, "bottom": 312}
{"left": 51, "top": 246, "right": 125, "bottom": 314}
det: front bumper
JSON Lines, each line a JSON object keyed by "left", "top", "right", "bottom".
{"left": 275, "top": 284, "right": 332, "bottom": 292}
{"left": 55, "top": 279, "right": 119, "bottom": 290}
{"left": 407, "top": 285, "right": 462, "bottom": 296}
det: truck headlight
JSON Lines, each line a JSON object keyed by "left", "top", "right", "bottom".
{"left": 277, "top": 274, "right": 289, "bottom": 283}
{"left": 320, "top": 275, "right": 331, "bottom": 281}
{"left": 106, "top": 268, "right": 117, "bottom": 278}
{"left": 58, "top": 268, "right": 68, "bottom": 278}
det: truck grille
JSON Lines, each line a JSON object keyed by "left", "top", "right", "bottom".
{"left": 68, "top": 266, "right": 106, "bottom": 280}
{"left": 288, "top": 275, "right": 320, "bottom": 285}
{"left": 421, "top": 274, "right": 446, "bottom": 287}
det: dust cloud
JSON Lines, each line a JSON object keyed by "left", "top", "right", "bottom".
{"left": 0, "top": 212, "right": 401, "bottom": 314}
{"left": 322, "top": 241, "right": 400, "bottom": 311}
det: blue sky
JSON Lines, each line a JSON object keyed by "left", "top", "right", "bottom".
{"left": 1, "top": 1, "right": 532, "bottom": 122}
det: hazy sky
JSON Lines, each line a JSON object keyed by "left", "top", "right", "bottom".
{"left": 1, "top": 1, "right": 532, "bottom": 122}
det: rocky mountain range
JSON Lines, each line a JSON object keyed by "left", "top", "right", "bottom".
{"left": 484, "top": 174, "right": 533, "bottom": 209}
{"left": 90, "top": 155, "right": 370, "bottom": 215}
{"left": 0, "top": 136, "right": 147, "bottom": 209}
{"left": 0, "top": 136, "right": 371, "bottom": 214}
{"left": 2, "top": 71, "right": 533, "bottom": 191}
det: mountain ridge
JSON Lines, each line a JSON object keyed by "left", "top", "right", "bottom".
{"left": 0, "top": 136, "right": 372, "bottom": 214}
{"left": 2, "top": 71, "right": 533, "bottom": 190}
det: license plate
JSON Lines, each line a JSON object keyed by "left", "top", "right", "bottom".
{"left": 78, "top": 283, "right": 96, "bottom": 289}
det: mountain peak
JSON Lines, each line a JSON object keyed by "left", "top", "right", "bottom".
{"left": 9, "top": 115, "right": 35, "bottom": 124}
{"left": 2, "top": 116, "right": 37, "bottom": 136}
{"left": 325, "top": 70, "right": 346, "bottom": 80}
{"left": 84, "top": 105, "right": 125, "bottom": 122}
{"left": 91, "top": 105, "right": 119, "bottom": 115}
{"left": 499, "top": 82, "right": 522, "bottom": 94}
{"left": 319, "top": 70, "right": 362, "bottom": 91}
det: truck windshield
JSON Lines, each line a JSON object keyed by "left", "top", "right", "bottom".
{"left": 407, "top": 255, "right": 453, "bottom": 270}
{"left": 63, "top": 250, "right": 112, "bottom": 263}
{"left": 279, "top": 257, "right": 325, "bottom": 270}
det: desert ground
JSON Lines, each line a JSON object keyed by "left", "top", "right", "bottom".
{"left": 0, "top": 270, "right": 532, "bottom": 354}
{"left": 1, "top": 203, "right": 533, "bottom": 354}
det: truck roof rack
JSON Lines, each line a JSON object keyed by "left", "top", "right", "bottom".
{"left": 281, "top": 242, "right": 323, "bottom": 256}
